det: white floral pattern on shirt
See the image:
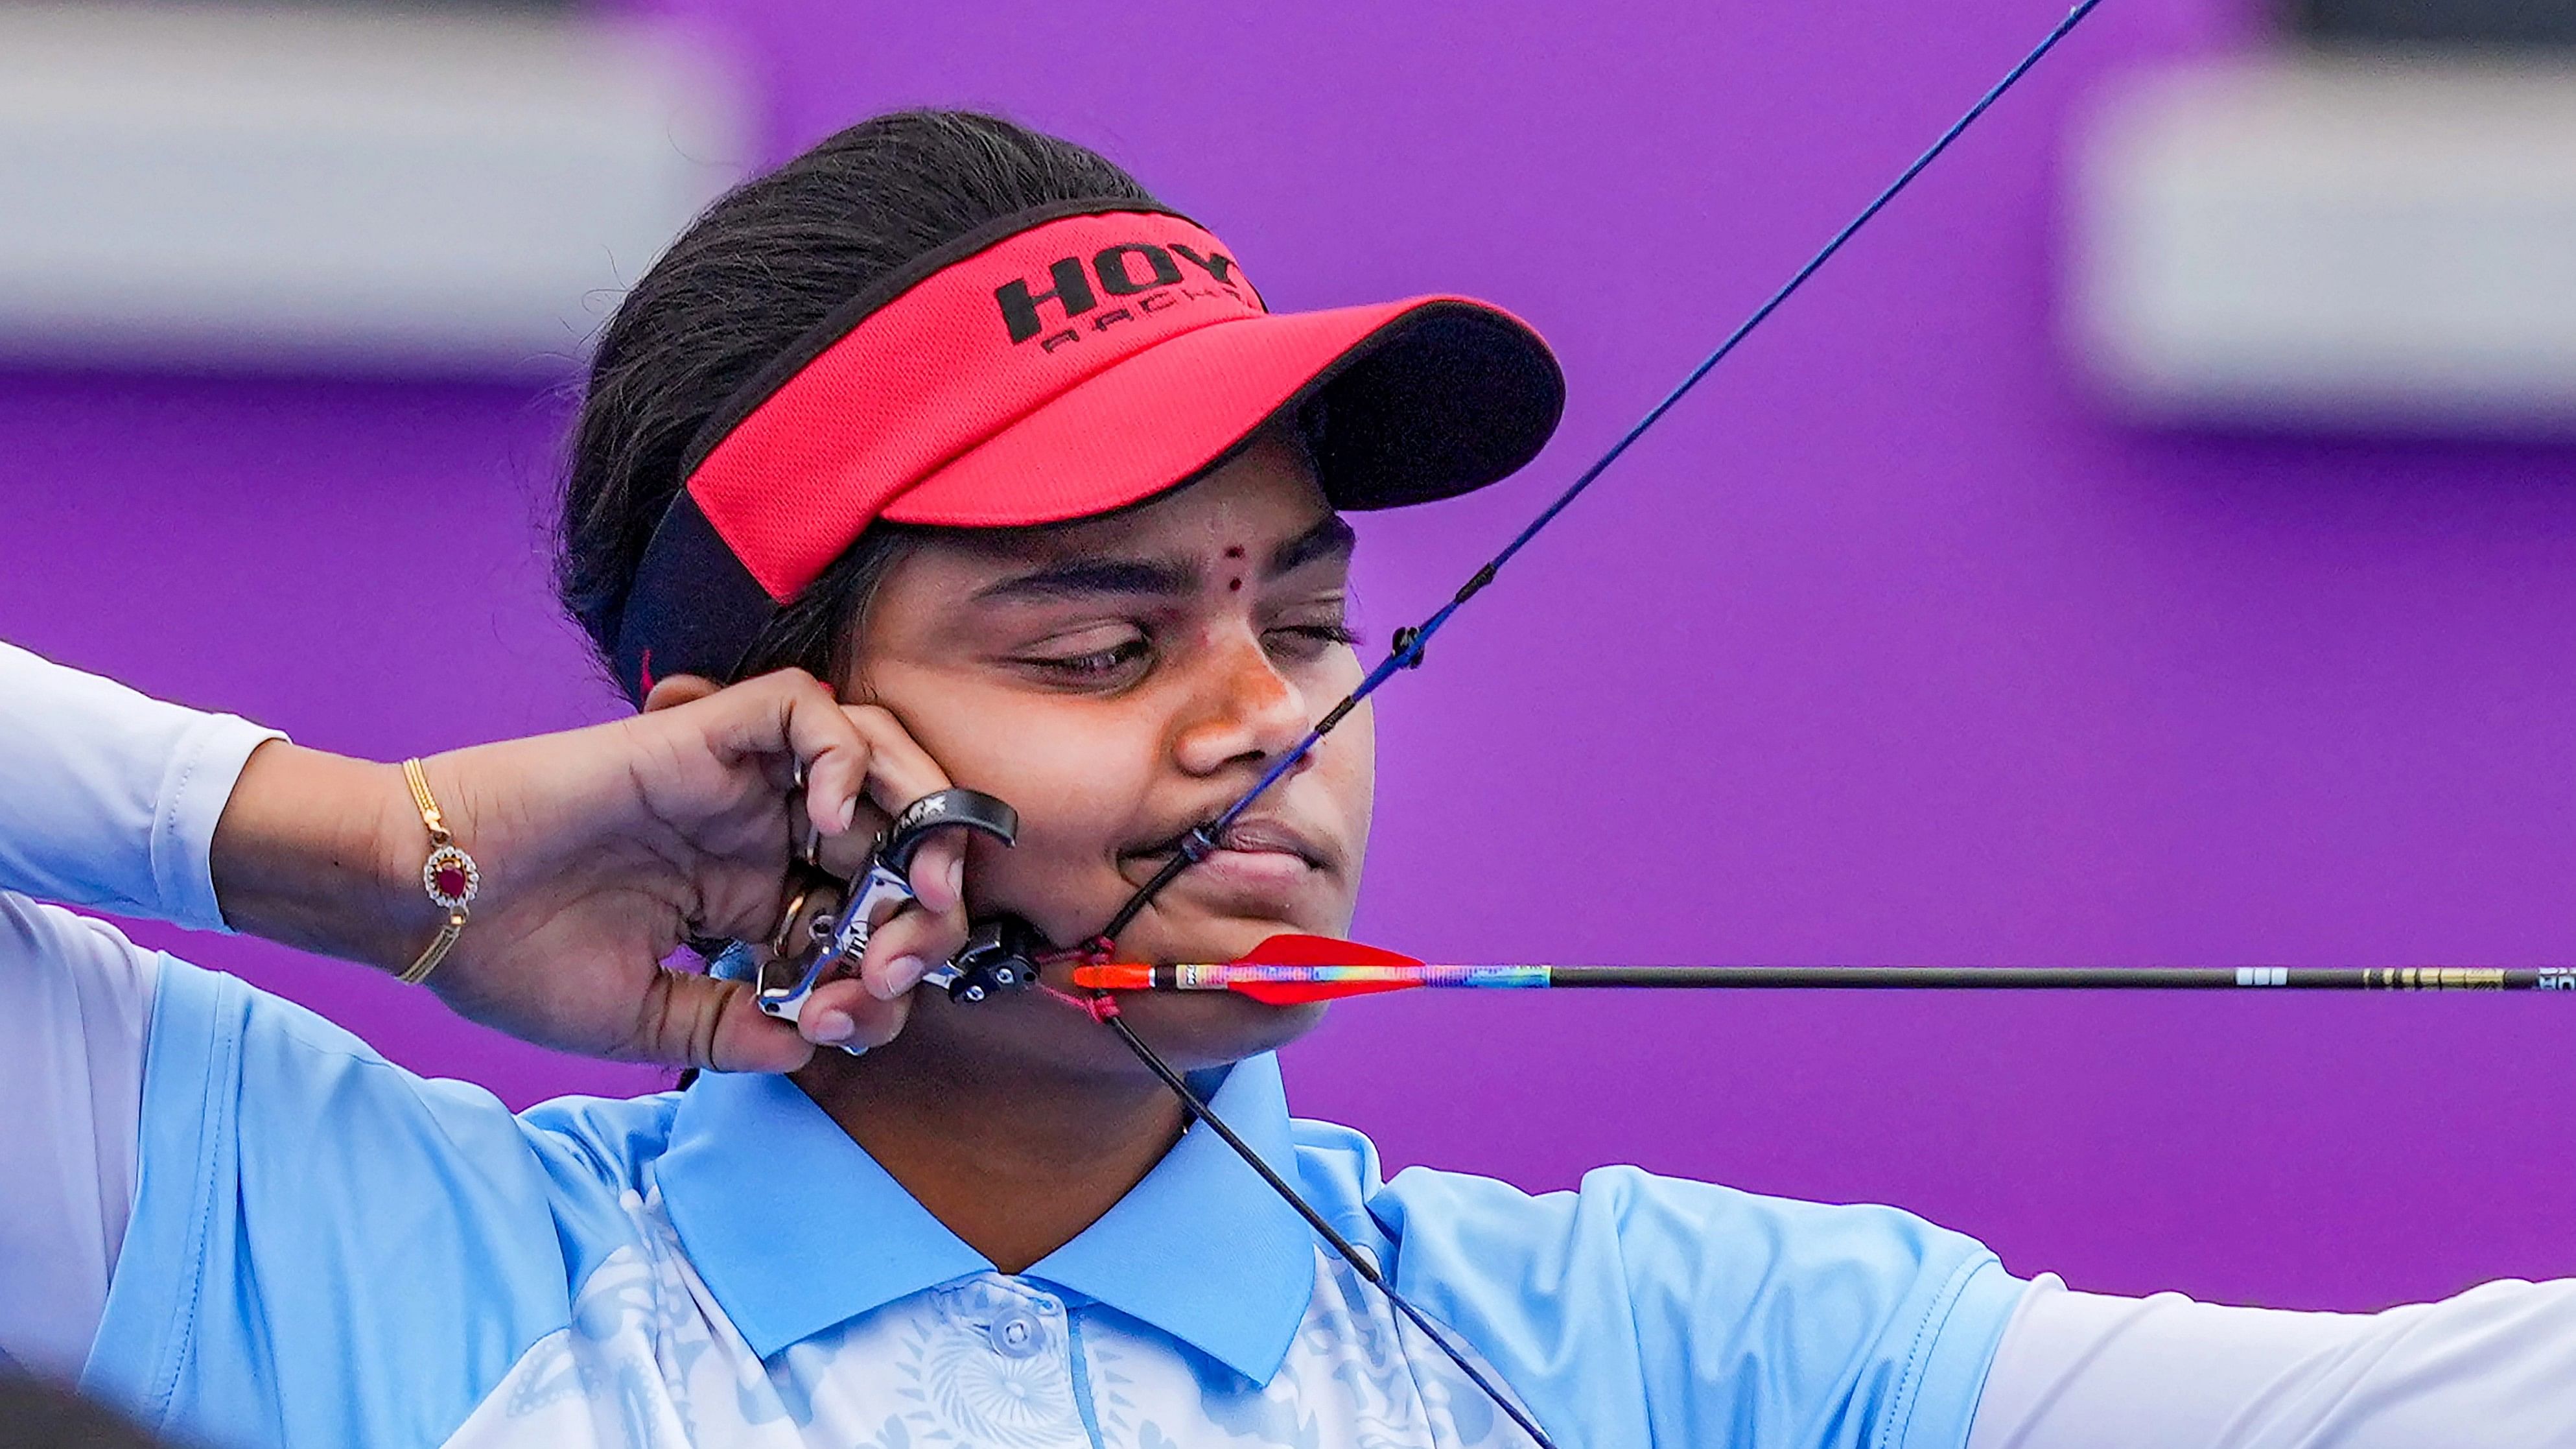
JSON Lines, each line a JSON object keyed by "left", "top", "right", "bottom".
{"left": 445, "top": 1179, "right": 1525, "bottom": 1449}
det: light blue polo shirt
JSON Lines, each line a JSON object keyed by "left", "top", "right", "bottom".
{"left": 83, "top": 955, "right": 2026, "bottom": 1448}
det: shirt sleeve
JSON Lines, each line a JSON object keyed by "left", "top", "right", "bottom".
{"left": 1965, "top": 1273, "right": 2576, "bottom": 1448}
{"left": 84, "top": 959, "right": 608, "bottom": 1449}
{"left": 0, "top": 640, "right": 281, "bottom": 1377}
{"left": 0, "top": 639, "right": 283, "bottom": 930}
{"left": 1338, "top": 1135, "right": 2028, "bottom": 1449}
{"left": 0, "top": 899, "right": 159, "bottom": 1378}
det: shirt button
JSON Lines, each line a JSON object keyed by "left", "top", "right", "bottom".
{"left": 988, "top": 1308, "right": 1044, "bottom": 1358}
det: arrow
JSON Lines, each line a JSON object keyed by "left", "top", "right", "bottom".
{"left": 1069, "top": 935, "right": 2576, "bottom": 1003}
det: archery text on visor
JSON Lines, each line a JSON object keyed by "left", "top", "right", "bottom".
{"left": 609, "top": 198, "right": 1567, "bottom": 703}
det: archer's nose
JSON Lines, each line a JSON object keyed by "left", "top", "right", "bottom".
{"left": 1171, "top": 632, "right": 1312, "bottom": 779}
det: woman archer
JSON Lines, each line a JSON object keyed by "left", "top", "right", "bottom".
{"left": 5, "top": 109, "right": 2575, "bottom": 1449}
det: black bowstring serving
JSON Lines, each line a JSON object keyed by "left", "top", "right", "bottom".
{"left": 1056, "top": 6, "right": 2110, "bottom": 1443}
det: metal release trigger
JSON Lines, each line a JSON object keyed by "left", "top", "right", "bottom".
{"left": 724, "top": 787, "right": 1020, "bottom": 1034}
{"left": 922, "top": 915, "right": 1051, "bottom": 1004}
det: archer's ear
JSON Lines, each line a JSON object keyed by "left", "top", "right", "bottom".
{"left": 641, "top": 674, "right": 722, "bottom": 713}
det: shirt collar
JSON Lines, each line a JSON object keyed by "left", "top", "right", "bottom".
{"left": 655, "top": 1054, "right": 1317, "bottom": 1385}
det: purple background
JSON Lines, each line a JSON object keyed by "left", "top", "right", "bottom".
{"left": 8, "top": 0, "right": 2575, "bottom": 1313}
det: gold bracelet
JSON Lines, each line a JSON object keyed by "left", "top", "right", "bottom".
{"left": 398, "top": 757, "right": 478, "bottom": 985}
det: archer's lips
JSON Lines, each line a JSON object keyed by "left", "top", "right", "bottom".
{"left": 1123, "top": 817, "right": 1344, "bottom": 904}
{"left": 1119, "top": 812, "right": 1351, "bottom": 926}
{"left": 1125, "top": 814, "right": 1333, "bottom": 872}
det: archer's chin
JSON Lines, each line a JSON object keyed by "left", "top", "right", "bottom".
{"left": 1110, "top": 990, "right": 1330, "bottom": 1070}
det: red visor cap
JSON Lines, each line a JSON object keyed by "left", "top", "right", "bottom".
{"left": 613, "top": 203, "right": 1562, "bottom": 701}
{"left": 881, "top": 294, "right": 1563, "bottom": 530}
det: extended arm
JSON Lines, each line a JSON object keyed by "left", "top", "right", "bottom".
{"left": 1967, "top": 1272, "right": 2576, "bottom": 1447}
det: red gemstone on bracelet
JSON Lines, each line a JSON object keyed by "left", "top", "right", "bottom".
{"left": 424, "top": 845, "right": 478, "bottom": 908}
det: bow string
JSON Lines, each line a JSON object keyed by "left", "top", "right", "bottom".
{"left": 1089, "top": 0, "right": 2107, "bottom": 951}
{"left": 1060, "top": 10, "right": 2113, "bottom": 1448}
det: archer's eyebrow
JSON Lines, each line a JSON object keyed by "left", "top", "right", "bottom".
{"left": 970, "top": 556, "right": 1198, "bottom": 604}
{"left": 1267, "top": 514, "right": 1357, "bottom": 578}
{"left": 970, "top": 514, "right": 1357, "bottom": 605}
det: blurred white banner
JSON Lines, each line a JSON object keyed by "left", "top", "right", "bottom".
{"left": 0, "top": 4, "right": 750, "bottom": 376}
{"left": 2068, "top": 53, "right": 2576, "bottom": 434}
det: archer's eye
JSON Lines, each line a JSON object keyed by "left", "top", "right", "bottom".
{"left": 1018, "top": 633, "right": 1151, "bottom": 686}
{"left": 1263, "top": 622, "right": 1359, "bottom": 665}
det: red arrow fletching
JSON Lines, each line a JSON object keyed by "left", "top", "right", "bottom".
{"left": 1233, "top": 978, "right": 1416, "bottom": 1006}
{"left": 1225, "top": 934, "right": 1427, "bottom": 1005}
{"left": 1235, "top": 934, "right": 1426, "bottom": 967}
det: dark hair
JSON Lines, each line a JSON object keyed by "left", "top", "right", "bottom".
{"left": 556, "top": 109, "right": 1156, "bottom": 689}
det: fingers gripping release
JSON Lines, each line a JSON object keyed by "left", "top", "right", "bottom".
{"left": 713, "top": 788, "right": 1028, "bottom": 1030}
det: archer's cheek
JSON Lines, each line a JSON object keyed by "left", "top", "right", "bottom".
{"left": 961, "top": 834, "right": 1131, "bottom": 950}
{"left": 1319, "top": 731, "right": 1377, "bottom": 878}
{"left": 1116, "top": 991, "right": 1329, "bottom": 1070}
